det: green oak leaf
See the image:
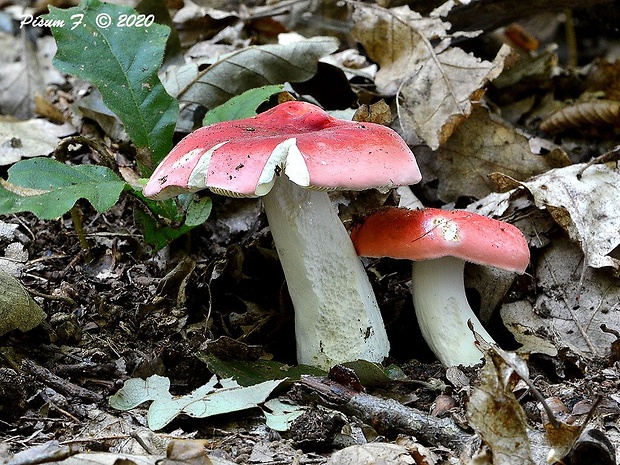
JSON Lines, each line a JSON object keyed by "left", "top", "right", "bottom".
{"left": 43, "top": 0, "right": 178, "bottom": 167}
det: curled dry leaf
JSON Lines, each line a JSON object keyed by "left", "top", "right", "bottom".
{"left": 519, "top": 161, "right": 620, "bottom": 270}
{"left": 351, "top": 4, "right": 509, "bottom": 149}
{"left": 467, "top": 347, "right": 535, "bottom": 465}
{"left": 415, "top": 106, "right": 570, "bottom": 202}
{"left": 540, "top": 100, "right": 620, "bottom": 133}
{"left": 169, "top": 36, "right": 339, "bottom": 109}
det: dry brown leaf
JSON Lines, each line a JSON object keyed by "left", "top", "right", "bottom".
{"left": 351, "top": 4, "right": 509, "bottom": 149}
{"left": 0, "top": 33, "right": 64, "bottom": 120}
{"left": 0, "top": 118, "right": 74, "bottom": 165}
{"left": 467, "top": 348, "right": 535, "bottom": 465}
{"left": 540, "top": 100, "right": 620, "bottom": 133}
{"left": 416, "top": 106, "right": 570, "bottom": 202}
{"left": 519, "top": 162, "right": 620, "bottom": 270}
{"left": 326, "top": 443, "right": 416, "bottom": 465}
{"left": 501, "top": 235, "right": 620, "bottom": 360}
{"left": 352, "top": 100, "right": 392, "bottom": 125}
{"left": 352, "top": 5, "right": 452, "bottom": 96}
{"left": 165, "top": 439, "right": 212, "bottom": 465}
{"left": 397, "top": 46, "right": 510, "bottom": 148}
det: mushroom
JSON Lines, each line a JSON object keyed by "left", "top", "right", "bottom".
{"left": 143, "top": 101, "right": 421, "bottom": 369}
{"left": 351, "top": 207, "right": 529, "bottom": 367}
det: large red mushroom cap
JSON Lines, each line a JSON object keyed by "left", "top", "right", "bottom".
{"left": 351, "top": 207, "right": 530, "bottom": 273}
{"left": 143, "top": 101, "right": 421, "bottom": 200}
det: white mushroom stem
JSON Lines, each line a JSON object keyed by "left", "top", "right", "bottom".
{"left": 411, "top": 256, "right": 493, "bottom": 367}
{"left": 262, "top": 176, "right": 390, "bottom": 370}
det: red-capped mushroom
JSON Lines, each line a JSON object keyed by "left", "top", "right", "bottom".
{"left": 351, "top": 207, "right": 529, "bottom": 367}
{"left": 143, "top": 101, "right": 422, "bottom": 369}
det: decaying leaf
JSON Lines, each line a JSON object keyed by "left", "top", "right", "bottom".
{"left": 0, "top": 34, "right": 64, "bottom": 120}
{"left": 320, "top": 49, "right": 377, "bottom": 81}
{"left": 0, "top": 242, "right": 28, "bottom": 277}
{"left": 416, "top": 106, "right": 570, "bottom": 202}
{"left": 0, "top": 118, "right": 74, "bottom": 166}
{"left": 326, "top": 443, "right": 416, "bottom": 465}
{"left": 351, "top": 4, "right": 508, "bottom": 149}
{"left": 262, "top": 398, "right": 306, "bottom": 432}
{"left": 28, "top": 445, "right": 238, "bottom": 465}
{"left": 73, "top": 90, "right": 129, "bottom": 142}
{"left": 166, "top": 439, "right": 213, "bottom": 465}
{"left": 502, "top": 236, "right": 619, "bottom": 360}
{"left": 109, "top": 374, "right": 284, "bottom": 430}
{"left": 558, "top": 428, "right": 617, "bottom": 465}
{"left": 0, "top": 268, "right": 46, "bottom": 336}
{"left": 467, "top": 347, "right": 535, "bottom": 465}
{"left": 540, "top": 100, "right": 620, "bottom": 134}
{"left": 170, "top": 36, "right": 339, "bottom": 109}
{"left": 397, "top": 44, "right": 510, "bottom": 148}
{"left": 492, "top": 44, "right": 558, "bottom": 89}
{"left": 520, "top": 162, "right": 620, "bottom": 270}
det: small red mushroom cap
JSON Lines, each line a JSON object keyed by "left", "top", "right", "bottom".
{"left": 143, "top": 101, "right": 421, "bottom": 200}
{"left": 351, "top": 207, "right": 530, "bottom": 273}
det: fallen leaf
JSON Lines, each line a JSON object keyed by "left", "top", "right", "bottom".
{"left": 416, "top": 106, "right": 571, "bottom": 202}
{"left": 73, "top": 90, "right": 129, "bottom": 142}
{"left": 262, "top": 398, "right": 306, "bottom": 432}
{"left": 320, "top": 49, "right": 377, "bottom": 81}
{"left": 467, "top": 348, "right": 535, "bottom": 465}
{"left": 170, "top": 36, "right": 339, "bottom": 109}
{"left": 197, "top": 351, "right": 325, "bottom": 387}
{"left": 109, "top": 374, "right": 284, "bottom": 430}
{"left": 0, "top": 118, "right": 74, "bottom": 165}
{"left": 0, "top": 242, "right": 28, "bottom": 277}
{"left": 0, "top": 34, "right": 64, "bottom": 120}
{"left": 327, "top": 443, "right": 415, "bottom": 465}
{"left": 519, "top": 162, "right": 620, "bottom": 270}
{"left": 165, "top": 439, "right": 213, "bottom": 465}
{"left": 0, "top": 268, "right": 46, "bottom": 336}
{"left": 501, "top": 236, "right": 619, "bottom": 360}
{"left": 352, "top": 4, "right": 508, "bottom": 149}
{"left": 492, "top": 44, "right": 558, "bottom": 89}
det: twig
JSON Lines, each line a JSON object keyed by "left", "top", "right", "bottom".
{"left": 576, "top": 145, "right": 620, "bottom": 179}
{"left": 4, "top": 441, "right": 80, "bottom": 465}
{"left": 295, "top": 376, "right": 473, "bottom": 453}
{"left": 69, "top": 206, "right": 93, "bottom": 263}
{"left": 564, "top": 9, "right": 578, "bottom": 68}
{"left": 21, "top": 360, "right": 103, "bottom": 403}
{"left": 26, "top": 288, "right": 76, "bottom": 306}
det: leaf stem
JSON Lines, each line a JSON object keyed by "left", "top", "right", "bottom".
{"left": 70, "top": 205, "right": 92, "bottom": 263}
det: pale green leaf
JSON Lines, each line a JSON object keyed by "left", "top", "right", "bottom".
{"left": 109, "top": 374, "right": 285, "bottom": 430}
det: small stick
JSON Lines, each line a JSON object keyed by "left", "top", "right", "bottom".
{"left": 576, "top": 145, "right": 620, "bottom": 179}
{"left": 70, "top": 206, "right": 93, "bottom": 263}
{"left": 22, "top": 359, "right": 103, "bottom": 403}
{"left": 295, "top": 376, "right": 473, "bottom": 453}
